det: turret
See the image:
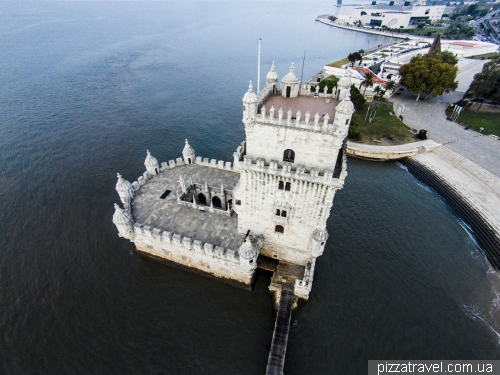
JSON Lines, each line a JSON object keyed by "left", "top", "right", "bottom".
{"left": 280, "top": 62, "right": 300, "bottom": 98}
{"left": 266, "top": 61, "right": 279, "bottom": 94}
{"left": 333, "top": 93, "right": 355, "bottom": 135}
{"left": 242, "top": 81, "right": 258, "bottom": 122}
{"left": 308, "top": 228, "right": 329, "bottom": 257}
{"left": 238, "top": 239, "right": 258, "bottom": 272}
{"left": 144, "top": 150, "right": 160, "bottom": 176}
{"left": 112, "top": 203, "right": 135, "bottom": 241}
{"left": 336, "top": 70, "right": 352, "bottom": 100}
{"left": 115, "top": 173, "right": 134, "bottom": 204}
{"left": 182, "top": 139, "right": 195, "bottom": 164}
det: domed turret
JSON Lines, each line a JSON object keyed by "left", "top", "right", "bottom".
{"left": 309, "top": 227, "right": 329, "bottom": 257}
{"left": 144, "top": 150, "right": 160, "bottom": 176}
{"left": 238, "top": 239, "right": 258, "bottom": 271}
{"left": 266, "top": 61, "right": 279, "bottom": 89}
{"left": 335, "top": 93, "right": 355, "bottom": 115}
{"left": 280, "top": 63, "right": 300, "bottom": 98}
{"left": 116, "top": 173, "right": 134, "bottom": 204}
{"left": 112, "top": 203, "right": 135, "bottom": 240}
{"left": 182, "top": 139, "right": 195, "bottom": 164}
{"left": 242, "top": 81, "right": 258, "bottom": 122}
{"left": 337, "top": 70, "right": 352, "bottom": 100}
{"left": 333, "top": 93, "right": 355, "bottom": 134}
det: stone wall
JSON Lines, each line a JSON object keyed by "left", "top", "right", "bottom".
{"left": 132, "top": 223, "right": 253, "bottom": 287}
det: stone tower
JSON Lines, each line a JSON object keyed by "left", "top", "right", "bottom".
{"left": 144, "top": 150, "right": 160, "bottom": 175}
{"left": 266, "top": 62, "right": 279, "bottom": 94}
{"left": 182, "top": 139, "right": 195, "bottom": 164}
{"left": 233, "top": 72, "right": 355, "bottom": 266}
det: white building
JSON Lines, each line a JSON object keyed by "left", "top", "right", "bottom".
{"left": 112, "top": 62, "right": 355, "bottom": 301}
{"left": 337, "top": 3, "right": 445, "bottom": 29}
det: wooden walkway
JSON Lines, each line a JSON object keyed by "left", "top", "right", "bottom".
{"left": 265, "top": 289, "right": 294, "bottom": 375}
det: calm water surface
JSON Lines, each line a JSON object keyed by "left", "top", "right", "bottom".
{"left": 1, "top": 1, "right": 499, "bottom": 374}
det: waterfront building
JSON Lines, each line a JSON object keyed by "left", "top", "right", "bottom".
{"left": 112, "top": 62, "right": 355, "bottom": 302}
{"left": 336, "top": 2, "right": 445, "bottom": 29}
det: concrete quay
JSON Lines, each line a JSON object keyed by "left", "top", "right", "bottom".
{"left": 347, "top": 139, "right": 441, "bottom": 161}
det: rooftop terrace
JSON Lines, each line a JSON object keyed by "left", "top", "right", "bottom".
{"left": 132, "top": 164, "right": 243, "bottom": 251}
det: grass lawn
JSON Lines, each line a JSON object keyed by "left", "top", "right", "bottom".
{"left": 446, "top": 107, "right": 500, "bottom": 136}
{"left": 327, "top": 58, "right": 349, "bottom": 68}
{"left": 399, "top": 26, "right": 447, "bottom": 36}
{"left": 352, "top": 102, "right": 417, "bottom": 144}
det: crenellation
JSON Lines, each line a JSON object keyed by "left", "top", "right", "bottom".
{"left": 176, "top": 158, "right": 183, "bottom": 166}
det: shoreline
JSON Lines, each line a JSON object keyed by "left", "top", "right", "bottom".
{"left": 315, "top": 15, "right": 427, "bottom": 41}
{"left": 347, "top": 141, "right": 500, "bottom": 270}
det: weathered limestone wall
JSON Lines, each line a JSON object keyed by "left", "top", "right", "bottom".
{"left": 234, "top": 169, "right": 337, "bottom": 265}
{"left": 133, "top": 223, "right": 253, "bottom": 287}
{"left": 245, "top": 122, "right": 344, "bottom": 171}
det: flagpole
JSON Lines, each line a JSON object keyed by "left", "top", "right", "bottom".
{"left": 257, "top": 38, "right": 261, "bottom": 93}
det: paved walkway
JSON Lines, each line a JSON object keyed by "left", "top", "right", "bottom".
{"left": 390, "top": 58, "right": 500, "bottom": 177}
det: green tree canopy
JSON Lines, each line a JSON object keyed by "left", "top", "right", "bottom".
{"left": 360, "top": 71, "right": 376, "bottom": 95}
{"left": 399, "top": 53, "right": 458, "bottom": 101}
{"left": 464, "top": 54, "right": 500, "bottom": 109}
{"left": 350, "top": 84, "right": 366, "bottom": 109}
{"left": 318, "top": 75, "right": 339, "bottom": 94}
{"left": 347, "top": 52, "right": 363, "bottom": 66}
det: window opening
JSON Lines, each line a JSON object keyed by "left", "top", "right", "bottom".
{"left": 278, "top": 181, "right": 284, "bottom": 190}
{"left": 285, "top": 182, "right": 291, "bottom": 191}
{"left": 212, "top": 196, "right": 222, "bottom": 208}
{"left": 276, "top": 209, "right": 281, "bottom": 216}
{"left": 283, "top": 149, "right": 295, "bottom": 163}
{"left": 198, "top": 193, "right": 207, "bottom": 205}
{"left": 275, "top": 225, "right": 284, "bottom": 233}
{"left": 160, "top": 190, "right": 171, "bottom": 199}
{"left": 281, "top": 210, "right": 287, "bottom": 217}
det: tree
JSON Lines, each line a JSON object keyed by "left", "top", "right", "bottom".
{"left": 430, "top": 50, "right": 459, "bottom": 65}
{"left": 318, "top": 75, "right": 339, "bottom": 94}
{"left": 350, "top": 84, "right": 366, "bottom": 110}
{"left": 347, "top": 52, "right": 363, "bottom": 67}
{"left": 464, "top": 55, "right": 500, "bottom": 111}
{"left": 360, "top": 71, "right": 375, "bottom": 95}
{"left": 385, "top": 80, "right": 397, "bottom": 95}
{"left": 399, "top": 54, "right": 458, "bottom": 101}
{"left": 373, "top": 85, "right": 383, "bottom": 99}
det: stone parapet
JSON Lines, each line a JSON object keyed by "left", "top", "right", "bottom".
{"left": 235, "top": 157, "right": 346, "bottom": 188}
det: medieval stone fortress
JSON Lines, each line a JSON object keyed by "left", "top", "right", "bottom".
{"left": 112, "top": 62, "right": 354, "bottom": 308}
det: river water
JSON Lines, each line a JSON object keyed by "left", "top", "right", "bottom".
{"left": 0, "top": 1, "right": 499, "bottom": 374}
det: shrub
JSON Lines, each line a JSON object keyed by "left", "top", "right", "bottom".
{"left": 417, "top": 129, "right": 428, "bottom": 139}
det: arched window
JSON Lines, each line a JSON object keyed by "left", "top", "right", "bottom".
{"left": 198, "top": 193, "right": 207, "bottom": 205}
{"left": 278, "top": 181, "right": 284, "bottom": 190}
{"left": 285, "top": 182, "right": 291, "bottom": 191}
{"left": 275, "top": 225, "right": 284, "bottom": 233}
{"left": 212, "top": 196, "right": 222, "bottom": 208}
{"left": 283, "top": 149, "right": 295, "bottom": 163}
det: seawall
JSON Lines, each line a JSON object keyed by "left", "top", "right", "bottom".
{"left": 401, "top": 147, "right": 500, "bottom": 270}
{"left": 347, "top": 140, "right": 441, "bottom": 161}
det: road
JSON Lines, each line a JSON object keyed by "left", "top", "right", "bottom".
{"left": 390, "top": 58, "right": 500, "bottom": 177}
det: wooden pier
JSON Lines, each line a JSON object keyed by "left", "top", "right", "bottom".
{"left": 265, "top": 289, "right": 294, "bottom": 375}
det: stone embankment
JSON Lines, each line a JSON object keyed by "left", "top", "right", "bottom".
{"left": 347, "top": 139, "right": 440, "bottom": 161}
{"left": 403, "top": 147, "right": 500, "bottom": 269}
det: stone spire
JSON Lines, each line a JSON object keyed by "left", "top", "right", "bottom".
{"left": 266, "top": 61, "right": 279, "bottom": 86}
{"left": 112, "top": 203, "right": 135, "bottom": 240}
{"left": 115, "top": 173, "right": 134, "bottom": 204}
{"left": 242, "top": 81, "right": 258, "bottom": 122}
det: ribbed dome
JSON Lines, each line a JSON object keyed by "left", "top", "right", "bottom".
{"left": 238, "top": 240, "right": 257, "bottom": 260}
{"left": 112, "top": 203, "right": 133, "bottom": 225}
{"left": 336, "top": 93, "right": 355, "bottom": 114}
{"left": 242, "top": 81, "right": 258, "bottom": 103}
{"left": 281, "top": 63, "right": 300, "bottom": 84}
{"left": 266, "top": 61, "right": 278, "bottom": 82}
{"left": 183, "top": 139, "right": 195, "bottom": 156}
{"left": 116, "top": 173, "right": 132, "bottom": 192}
{"left": 312, "top": 228, "right": 329, "bottom": 242}
{"left": 144, "top": 150, "right": 159, "bottom": 167}
{"left": 337, "top": 70, "right": 352, "bottom": 88}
